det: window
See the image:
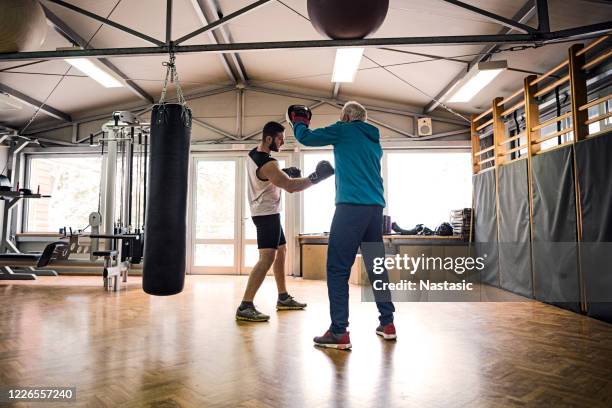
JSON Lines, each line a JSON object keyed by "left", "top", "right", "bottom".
{"left": 26, "top": 156, "right": 102, "bottom": 232}
{"left": 588, "top": 100, "right": 611, "bottom": 135}
{"left": 387, "top": 151, "right": 472, "bottom": 230}
{"left": 302, "top": 152, "right": 335, "bottom": 233}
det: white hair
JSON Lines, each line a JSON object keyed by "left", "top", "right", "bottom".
{"left": 341, "top": 101, "right": 367, "bottom": 122}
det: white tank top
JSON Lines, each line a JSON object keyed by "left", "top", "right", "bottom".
{"left": 247, "top": 148, "right": 282, "bottom": 216}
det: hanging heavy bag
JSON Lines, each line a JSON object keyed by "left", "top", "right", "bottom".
{"left": 143, "top": 54, "right": 192, "bottom": 296}
{"left": 143, "top": 102, "right": 192, "bottom": 295}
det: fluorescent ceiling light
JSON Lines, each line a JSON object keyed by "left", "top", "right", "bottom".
{"left": 332, "top": 48, "right": 364, "bottom": 83}
{"left": 448, "top": 60, "right": 507, "bottom": 103}
{"left": 65, "top": 58, "right": 123, "bottom": 88}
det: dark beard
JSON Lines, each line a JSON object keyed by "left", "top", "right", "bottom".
{"left": 269, "top": 140, "right": 279, "bottom": 152}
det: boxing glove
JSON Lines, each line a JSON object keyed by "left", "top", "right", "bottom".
{"left": 286, "top": 105, "right": 312, "bottom": 129}
{"left": 282, "top": 167, "right": 302, "bottom": 178}
{"left": 308, "top": 160, "right": 334, "bottom": 184}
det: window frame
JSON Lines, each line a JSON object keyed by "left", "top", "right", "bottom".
{"left": 299, "top": 147, "right": 471, "bottom": 234}
{"left": 23, "top": 152, "right": 104, "bottom": 233}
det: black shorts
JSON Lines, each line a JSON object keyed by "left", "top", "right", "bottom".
{"left": 252, "top": 213, "right": 286, "bottom": 249}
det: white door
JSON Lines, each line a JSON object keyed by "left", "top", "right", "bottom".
{"left": 189, "top": 154, "right": 291, "bottom": 275}
{"left": 190, "top": 157, "right": 240, "bottom": 274}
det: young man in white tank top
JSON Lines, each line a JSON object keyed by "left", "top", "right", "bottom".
{"left": 237, "top": 121, "right": 335, "bottom": 322}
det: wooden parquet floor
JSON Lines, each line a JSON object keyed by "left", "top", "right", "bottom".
{"left": 1, "top": 275, "right": 612, "bottom": 408}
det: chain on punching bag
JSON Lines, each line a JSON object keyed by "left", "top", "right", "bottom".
{"left": 143, "top": 54, "right": 192, "bottom": 296}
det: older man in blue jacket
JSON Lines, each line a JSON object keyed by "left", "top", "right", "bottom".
{"left": 288, "top": 101, "right": 396, "bottom": 349}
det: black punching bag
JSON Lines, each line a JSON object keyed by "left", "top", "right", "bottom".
{"left": 143, "top": 103, "right": 192, "bottom": 296}
{"left": 307, "top": 0, "right": 389, "bottom": 40}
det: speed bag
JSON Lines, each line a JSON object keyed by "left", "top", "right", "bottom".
{"left": 143, "top": 103, "right": 192, "bottom": 296}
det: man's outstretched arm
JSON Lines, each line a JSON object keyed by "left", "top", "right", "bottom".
{"left": 261, "top": 160, "right": 335, "bottom": 193}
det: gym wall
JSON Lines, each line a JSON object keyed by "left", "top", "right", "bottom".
{"left": 24, "top": 88, "right": 469, "bottom": 146}
{"left": 531, "top": 145, "right": 580, "bottom": 313}
{"left": 575, "top": 133, "right": 612, "bottom": 322}
{"left": 470, "top": 37, "right": 612, "bottom": 323}
{"left": 472, "top": 169, "right": 499, "bottom": 287}
{"left": 497, "top": 159, "right": 532, "bottom": 298}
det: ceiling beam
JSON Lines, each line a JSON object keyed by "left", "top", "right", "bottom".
{"left": 215, "top": 25, "right": 249, "bottom": 83}
{"left": 380, "top": 47, "right": 470, "bottom": 65}
{"left": 192, "top": 116, "right": 240, "bottom": 140}
{"left": 1, "top": 20, "right": 610, "bottom": 62}
{"left": 189, "top": 0, "right": 236, "bottom": 83}
{"left": 166, "top": 0, "right": 173, "bottom": 45}
{"left": 202, "top": 0, "right": 249, "bottom": 83}
{"left": 43, "top": 5, "right": 155, "bottom": 104}
{"left": 439, "top": 0, "right": 536, "bottom": 34}
{"left": 246, "top": 84, "right": 469, "bottom": 126}
{"left": 23, "top": 85, "right": 235, "bottom": 135}
{"left": 577, "top": 0, "right": 612, "bottom": 5}
{"left": 535, "top": 0, "right": 550, "bottom": 32}
{"left": 45, "top": 0, "right": 165, "bottom": 46}
{"left": 175, "top": 0, "right": 273, "bottom": 45}
{"left": 423, "top": 1, "right": 537, "bottom": 113}
{"left": 332, "top": 83, "right": 340, "bottom": 98}
{"left": 0, "top": 83, "right": 72, "bottom": 122}
{"left": 189, "top": 0, "right": 250, "bottom": 84}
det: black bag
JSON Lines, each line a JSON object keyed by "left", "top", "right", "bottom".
{"left": 435, "top": 222, "right": 454, "bottom": 236}
{"left": 143, "top": 103, "right": 192, "bottom": 296}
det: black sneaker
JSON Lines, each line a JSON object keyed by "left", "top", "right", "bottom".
{"left": 235, "top": 306, "right": 270, "bottom": 322}
{"left": 277, "top": 295, "right": 307, "bottom": 310}
{"left": 313, "top": 331, "right": 352, "bottom": 350}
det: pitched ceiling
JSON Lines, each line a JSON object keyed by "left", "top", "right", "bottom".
{"left": 0, "top": 0, "right": 610, "bottom": 131}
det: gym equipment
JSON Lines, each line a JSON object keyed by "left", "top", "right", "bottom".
{"left": 450, "top": 208, "right": 472, "bottom": 238}
{"left": 88, "top": 110, "right": 149, "bottom": 290}
{"left": 282, "top": 167, "right": 302, "bottom": 178}
{"left": 0, "top": 187, "right": 54, "bottom": 280}
{"left": 143, "top": 107, "right": 191, "bottom": 294}
{"left": 143, "top": 103, "right": 191, "bottom": 296}
{"left": 0, "top": 175, "right": 10, "bottom": 191}
{"left": 307, "top": 0, "right": 389, "bottom": 40}
{"left": 91, "top": 233, "right": 142, "bottom": 292}
{"left": 143, "top": 52, "right": 192, "bottom": 296}
{"left": 98, "top": 111, "right": 148, "bottom": 241}
{"left": 0, "top": 241, "right": 68, "bottom": 268}
{"left": 307, "top": 160, "right": 334, "bottom": 184}
{"left": 0, "top": 0, "right": 47, "bottom": 53}
{"left": 286, "top": 105, "right": 312, "bottom": 129}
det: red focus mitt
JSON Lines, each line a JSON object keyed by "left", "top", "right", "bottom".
{"left": 286, "top": 105, "right": 312, "bottom": 129}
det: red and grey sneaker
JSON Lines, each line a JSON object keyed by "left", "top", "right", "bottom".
{"left": 376, "top": 323, "right": 397, "bottom": 340}
{"left": 313, "top": 331, "right": 352, "bottom": 350}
